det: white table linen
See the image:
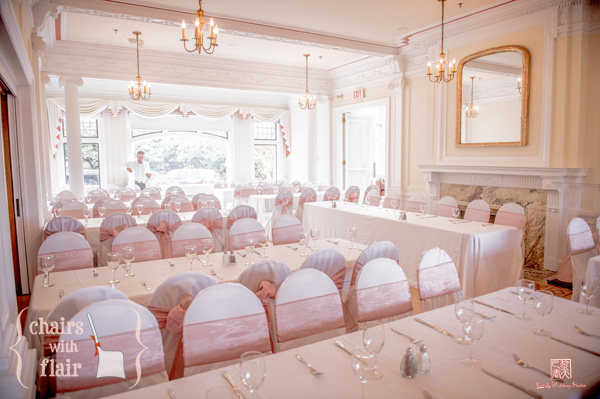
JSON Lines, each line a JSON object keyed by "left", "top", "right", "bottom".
{"left": 580, "top": 255, "right": 600, "bottom": 308}
{"left": 303, "top": 201, "right": 523, "bottom": 297}
{"left": 213, "top": 187, "right": 235, "bottom": 209}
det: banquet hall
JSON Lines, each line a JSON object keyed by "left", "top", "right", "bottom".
{"left": 0, "top": 0, "right": 599, "bottom": 398}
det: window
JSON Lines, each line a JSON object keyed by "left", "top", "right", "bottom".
{"left": 60, "top": 117, "right": 103, "bottom": 188}
{"left": 63, "top": 118, "right": 98, "bottom": 138}
{"left": 253, "top": 120, "right": 280, "bottom": 180}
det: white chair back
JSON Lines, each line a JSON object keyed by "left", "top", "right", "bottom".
{"left": 197, "top": 194, "right": 221, "bottom": 210}
{"left": 130, "top": 197, "right": 160, "bottom": 215}
{"left": 363, "top": 185, "right": 379, "bottom": 202}
{"left": 191, "top": 193, "right": 208, "bottom": 210}
{"left": 192, "top": 207, "right": 224, "bottom": 252}
{"left": 140, "top": 187, "right": 161, "bottom": 200}
{"left": 161, "top": 195, "right": 177, "bottom": 208}
{"left": 165, "top": 186, "right": 186, "bottom": 197}
{"left": 406, "top": 193, "right": 427, "bottom": 213}
{"left": 229, "top": 218, "right": 266, "bottom": 251}
{"left": 323, "top": 187, "right": 340, "bottom": 201}
{"left": 59, "top": 201, "right": 88, "bottom": 219}
{"left": 114, "top": 188, "right": 136, "bottom": 202}
{"left": 272, "top": 190, "right": 294, "bottom": 221}
{"left": 417, "top": 247, "right": 462, "bottom": 312}
{"left": 364, "top": 189, "right": 381, "bottom": 207}
{"left": 272, "top": 214, "right": 304, "bottom": 246}
{"left": 171, "top": 223, "right": 214, "bottom": 258}
{"left": 112, "top": 226, "right": 161, "bottom": 262}
{"left": 434, "top": 196, "right": 458, "bottom": 217}
{"left": 566, "top": 217, "right": 599, "bottom": 302}
{"left": 98, "top": 213, "right": 137, "bottom": 266}
{"left": 101, "top": 199, "right": 127, "bottom": 216}
{"left": 464, "top": 199, "right": 491, "bottom": 223}
{"left": 44, "top": 216, "right": 86, "bottom": 240}
{"left": 87, "top": 189, "right": 109, "bottom": 204}
{"left": 37, "top": 231, "right": 93, "bottom": 274}
{"left": 495, "top": 203, "right": 526, "bottom": 229}
{"left": 301, "top": 248, "right": 346, "bottom": 289}
{"left": 55, "top": 190, "right": 78, "bottom": 202}
{"left": 238, "top": 260, "right": 292, "bottom": 293}
{"left": 166, "top": 195, "right": 193, "bottom": 212}
{"left": 351, "top": 241, "right": 399, "bottom": 286}
{"left": 344, "top": 186, "right": 360, "bottom": 203}
{"left": 382, "top": 191, "right": 402, "bottom": 209}
{"left": 226, "top": 204, "right": 257, "bottom": 231}
{"left": 147, "top": 210, "right": 182, "bottom": 259}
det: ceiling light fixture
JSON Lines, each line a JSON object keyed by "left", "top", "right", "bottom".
{"left": 299, "top": 54, "right": 316, "bottom": 110}
{"left": 128, "top": 31, "right": 151, "bottom": 101}
{"left": 465, "top": 76, "right": 479, "bottom": 118}
{"left": 181, "top": 0, "right": 218, "bottom": 54}
{"left": 427, "top": 0, "right": 456, "bottom": 83}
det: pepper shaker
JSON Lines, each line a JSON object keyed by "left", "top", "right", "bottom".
{"left": 229, "top": 251, "right": 236, "bottom": 264}
{"left": 416, "top": 344, "right": 431, "bottom": 375}
{"left": 222, "top": 252, "right": 230, "bottom": 266}
{"left": 400, "top": 347, "right": 418, "bottom": 378}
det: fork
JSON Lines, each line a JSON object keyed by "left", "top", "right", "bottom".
{"left": 141, "top": 280, "right": 151, "bottom": 291}
{"left": 236, "top": 251, "right": 247, "bottom": 257}
{"left": 575, "top": 325, "right": 600, "bottom": 339}
{"left": 210, "top": 268, "right": 223, "bottom": 280}
{"left": 391, "top": 327, "right": 423, "bottom": 344}
{"left": 286, "top": 245, "right": 299, "bottom": 251}
{"left": 326, "top": 240, "right": 339, "bottom": 245}
{"left": 295, "top": 354, "right": 323, "bottom": 376}
{"left": 511, "top": 353, "right": 560, "bottom": 381}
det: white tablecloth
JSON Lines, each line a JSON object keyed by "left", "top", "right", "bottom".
{"left": 248, "top": 191, "right": 325, "bottom": 226}
{"left": 213, "top": 187, "right": 235, "bottom": 209}
{"left": 106, "top": 288, "right": 600, "bottom": 399}
{"left": 303, "top": 201, "right": 523, "bottom": 297}
{"left": 581, "top": 255, "right": 600, "bottom": 308}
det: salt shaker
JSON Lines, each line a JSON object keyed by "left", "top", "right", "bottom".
{"left": 222, "top": 252, "right": 230, "bottom": 266}
{"left": 416, "top": 344, "right": 431, "bottom": 375}
{"left": 400, "top": 347, "right": 418, "bottom": 378}
{"left": 229, "top": 251, "right": 236, "bottom": 264}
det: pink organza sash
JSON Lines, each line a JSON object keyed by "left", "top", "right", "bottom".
{"left": 347, "top": 192, "right": 359, "bottom": 203}
{"left": 275, "top": 293, "right": 344, "bottom": 343}
{"left": 172, "top": 239, "right": 203, "bottom": 257}
{"left": 37, "top": 248, "right": 93, "bottom": 275}
{"left": 330, "top": 268, "right": 346, "bottom": 290}
{"left": 229, "top": 230, "right": 263, "bottom": 250}
{"left": 418, "top": 261, "right": 461, "bottom": 300}
{"left": 325, "top": 193, "right": 340, "bottom": 201}
{"left": 299, "top": 195, "right": 316, "bottom": 206}
{"left": 56, "top": 328, "right": 164, "bottom": 393}
{"left": 178, "top": 203, "right": 194, "bottom": 212}
{"left": 198, "top": 217, "right": 223, "bottom": 232}
{"left": 275, "top": 197, "right": 292, "bottom": 215}
{"left": 272, "top": 224, "right": 304, "bottom": 245}
{"left": 495, "top": 210, "right": 526, "bottom": 229}
{"left": 464, "top": 208, "right": 490, "bottom": 223}
{"left": 105, "top": 208, "right": 126, "bottom": 217}
{"left": 435, "top": 204, "right": 456, "bottom": 217}
{"left": 44, "top": 225, "right": 87, "bottom": 240}
{"left": 148, "top": 221, "right": 182, "bottom": 259}
{"left": 356, "top": 281, "right": 412, "bottom": 322}
{"left": 183, "top": 313, "right": 270, "bottom": 367}
{"left": 149, "top": 295, "right": 193, "bottom": 334}
{"left": 99, "top": 224, "right": 130, "bottom": 242}
{"left": 569, "top": 231, "right": 596, "bottom": 255}
{"left": 61, "top": 210, "right": 85, "bottom": 219}
{"left": 406, "top": 200, "right": 423, "bottom": 212}
{"left": 255, "top": 280, "right": 277, "bottom": 306}
{"left": 113, "top": 240, "right": 160, "bottom": 262}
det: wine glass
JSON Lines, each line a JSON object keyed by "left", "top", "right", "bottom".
{"left": 532, "top": 290, "right": 553, "bottom": 336}
{"left": 299, "top": 233, "right": 309, "bottom": 257}
{"left": 294, "top": 185, "right": 300, "bottom": 193}
{"left": 185, "top": 245, "right": 197, "bottom": 271}
{"left": 351, "top": 348, "right": 376, "bottom": 399}
{"left": 391, "top": 200, "right": 398, "bottom": 215}
{"left": 516, "top": 279, "right": 535, "bottom": 320}
{"left": 200, "top": 201, "right": 207, "bottom": 209}
{"left": 53, "top": 207, "right": 61, "bottom": 218}
{"left": 126, "top": 205, "right": 133, "bottom": 217}
{"left": 85, "top": 194, "right": 92, "bottom": 205}
{"left": 115, "top": 192, "right": 121, "bottom": 201}
{"left": 136, "top": 204, "right": 144, "bottom": 217}
{"left": 461, "top": 313, "right": 485, "bottom": 367}
{"left": 165, "top": 203, "right": 171, "bottom": 211}
{"left": 259, "top": 233, "right": 268, "bottom": 258}
{"left": 244, "top": 238, "right": 255, "bottom": 265}
{"left": 362, "top": 321, "right": 385, "bottom": 380}
{"left": 175, "top": 201, "right": 182, "bottom": 213}
{"left": 580, "top": 275, "right": 599, "bottom": 315}
{"left": 273, "top": 185, "right": 279, "bottom": 195}
{"left": 455, "top": 298, "right": 475, "bottom": 344}
{"left": 419, "top": 204, "right": 426, "bottom": 218}
{"left": 202, "top": 238, "right": 214, "bottom": 266}
{"left": 172, "top": 190, "right": 179, "bottom": 197}
{"left": 122, "top": 247, "right": 135, "bottom": 277}
{"left": 452, "top": 207, "right": 460, "bottom": 222}
{"left": 82, "top": 207, "right": 91, "bottom": 226}
{"left": 107, "top": 252, "right": 120, "bottom": 288}
{"left": 208, "top": 199, "right": 215, "bottom": 208}
{"left": 239, "top": 351, "right": 266, "bottom": 395}
{"left": 310, "top": 228, "right": 320, "bottom": 251}
{"left": 40, "top": 255, "right": 55, "bottom": 288}
{"left": 98, "top": 206, "right": 106, "bottom": 219}
{"left": 257, "top": 185, "right": 263, "bottom": 195}
{"left": 364, "top": 196, "right": 371, "bottom": 209}
{"left": 346, "top": 226, "right": 357, "bottom": 249}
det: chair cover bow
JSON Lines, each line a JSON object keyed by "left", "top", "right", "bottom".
{"left": 255, "top": 280, "right": 277, "bottom": 306}
{"left": 99, "top": 224, "right": 129, "bottom": 242}
{"left": 149, "top": 294, "right": 194, "bottom": 334}
{"left": 199, "top": 217, "right": 223, "bottom": 231}
{"left": 44, "top": 225, "right": 87, "bottom": 240}
{"left": 148, "top": 221, "right": 182, "bottom": 258}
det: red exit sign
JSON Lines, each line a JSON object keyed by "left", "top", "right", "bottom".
{"left": 353, "top": 89, "right": 364, "bottom": 100}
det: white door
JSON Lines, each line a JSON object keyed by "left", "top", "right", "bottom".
{"left": 344, "top": 113, "right": 373, "bottom": 189}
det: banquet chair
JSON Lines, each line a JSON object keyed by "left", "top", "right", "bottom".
{"left": 190, "top": 193, "right": 208, "bottom": 210}
{"left": 363, "top": 184, "right": 379, "bottom": 201}
{"left": 54, "top": 299, "right": 168, "bottom": 398}
{"left": 241, "top": 184, "right": 258, "bottom": 203}
{"left": 381, "top": 191, "right": 402, "bottom": 209}
{"left": 233, "top": 184, "right": 243, "bottom": 205}
{"left": 112, "top": 226, "right": 161, "bottom": 262}
{"left": 582, "top": 258, "right": 600, "bottom": 308}
{"left": 140, "top": 187, "right": 162, "bottom": 200}
{"left": 58, "top": 201, "right": 88, "bottom": 219}
{"left": 147, "top": 210, "right": 183, "bottom": 259}
{"left": 495, "top": 203, "right": 526, "bottom": 229}
{"left": 238, "top": 260, "right": 292, "bottom": 298}
{"left": 92, "top": 197, "right": 111, "bottom": 217}
{"left": 301, "top": 182, "right": 315, "bottom": 192}
{"left": 344, "top": 186, "right": 360, "bottom": 203}
{"left": 101, "top": 199, "right": 128, "bottom": 216}
{"left": 272, "top": 190, "right": 294, "bottom": 219}
{"left": 171, "top": 223, "right": 214, "bottom": 258}
{"left": 54, "top": 190, "right": 78, "bottom": 202}
{"left": 43, "top": 216, "right": 86, "bottom": 240}
{"left": 148, "top": 272, "right": 218, "bottom": 379}
{"left": 37, "top": 231, "right": 93, "bottom": 274}
{"left": 192, "top": 207, "right": 224, "bottom": 252}
{"left": 161, "top": 195, "right": 178, "bottom": 208}
{"left": 296, "top": 188, "right": 317, "bottom": 222}
{"left": 197, "top": 194, "right": 221, "bottom": 210}
{"left": 364, "top": 189, "right": 381, "bottom": 207}
{"left": 417, "top": 247, "right": 463, "bottom": 312}
{"left": 214, "top": 182, "right": 226, "bottom": 189}
{"left": 131, "top": 196, "right": 161, "bottom": 215}
{"left": 434, "top": 196, "right": 459, "bottom": 218}
{"left": 262, "top": 184, "right": 275, "bottom": 195}
{"left": 165, "top": 195, "right": 194, "bottom": 212}
{"left": 291, "top": 180, "right": 302, "bottom": 193}
{"left": 165, "top": 185, "right": 186, "bottom": 197}
{"left": 323, "top": 186, "right": 340, "bottom": 201}
{"left": 99, "top": 187, "right": 112, "bottom": 196}
{"left": 226, "top": 204, "right": 257, "bottom": 235}
{"left": 182, "top": 283, "right": 271, "bottom": 376}
{"left": 350, "top": 241, "right": 400, "bottom": 288}
{"left": 596, "top": 216, "right": 600, "bottom": 253}
{"left": 345, "top": 258, "right": 413, "bottom": 331}
{"left": 87, "top": 188, "right": 109, "bottom": 204}
{"left": 464, "top": 199, "right": 491, "bottom": 223}
{"left": 406, "top": 193, "right": 427, "bottom": 213}
{"left": 272, "top": 214, "right": 304, "bottom": 246}
{"left": 229, "top": 218, "right": 266, "bottom": 251}
{"left": 562, "top": 218, "right": 598, "bottom": 302}
{"left": 273, "top": 269, "right": 346, "bottom": 352}
{"left": 114, "top": 188, "right": 136, "bottom": 202}
{"left": 300, "top": 248, "right": 346, "bottom": 290}
{"left": 98, "top": 213, "right": 137, "bottom": 266}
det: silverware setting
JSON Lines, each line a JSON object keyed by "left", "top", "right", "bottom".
{"left": 326, "top": 240, "right": 339, "bottom": 245}
{"left": 422, "top": 390, "right": 437, "bottom": 399}
{"left": 476, "top": 312, "right": 496, "bottom": 320}
{"left": 210, "top": 268, "right": 223, "bottom": 280}
{"left": 221, "top": 371, "right": 246, "bottom": 399}
{"left": 286, "top": 245, "right": 299, "bottom": 251}
{"left": 167, "top": 259, "right": 174, "bottom": 267}
{"left": 512, "top": 353, "right": 561, "bottom": 382}
{"left": 481, "top": 368, "right": 542, "bottom": 398}
{"left": 473, "top": 299, "right": 516, "bottom": 316}
{"left": 549, "top": 335, "right": 600, "bottom": 357}
{"left": 194, "top": 255, "right": 207, "bottom": 265}
{"left": 92, "top": 268, "right": 99, "bottom": 277}
{"left": 141, "top": 280, "right": 151, "bottom": 291}
{"left": 295, "top": 354, "right": 323, "bottom": 376}
{"left": 391, "top": 327, "right": 424, "bottom": 344}
{"left": 167, "top": 388, "right": 176, "bottom": 399}
{"left": 236, "top": 251, "right": 247, "bottom": 257}
{"left": 415, "top": 318, "right": 456, "bottom": 339}
{"left": 575, "top": 325, "right": 600, "bottom": 339}
{"left": 334, "top": 340, "right": 368, "bottom": 365}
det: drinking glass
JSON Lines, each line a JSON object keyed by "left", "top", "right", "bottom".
{"left": 115, "top": 193, "right": 121, "bottom": 201}
{"left": 364, "top": 196, "right": 371, "bottom": 209}
{"left": 53, "top": 207, "right": 61, "bottom": 218}
{"left": 185, "top": 245, "right": 197, "bottom": 271}
{"left": 239, "top": 351, "right": 266, "bottom": 394}
{"left": 419, "top": 204, "right": 426, "bottom": 218}
{"left": 202, "top": 238, "right": 214, "bottom": 266}
{"left": 107, "top": 252, "right": 120, "bottom": 287}
{"left": 257, "top": 185, "right": 263, "bottom": 195}
{"left": 310, "top": 228, "right": 320, "bottom": 251}
{"left": 244, "top": 238, "right": 255, "bottom": 265}
{"left": 580, "top": 275, "right": 599, "bottom": 315}
{"left": 172, "top": 190, "right": 179, "bottom": 197}
{"left": 351, "top": 349, "right": 376, "bottom": 399}
{"left": 362, "top": 321, "right": 385, "bottom": 380}
{"left": 273, "top": 185, "right": 279, "bottom": 195}
{"left": 165, "top": 203, "right": 171, "bottom": 211}
{"left": 347, "top": 226, "right": 357, "bottom": 249}
{"left": 299, "top": 233, "right": 309, "bottom": 257}
{"left": 98, "top": 206, "right": 106, "bottom": 219}
{"left": 294, "top": 185, "right": 300, "bottom": 193}
{"left": 137, "top": 204, "right": 144, "bottom": 217}
{"left": 208, "top": 199, "right": 215, "bottom": 208}
{"left": 455, "top": 298, "right": 475, "bottom": 344}
{"left": 516, "top": 279, "right": 535, "bottom": 320}
{"left": 175, "top": 202, "right": 182, "bottom": 213}
{"left": 391, "top": 199, "right": 398, "bottom": 213}
{"left": 259, "top": 233, "right": 268, "bottom": 258}
{"left": 126, "top": 204, "right": 133, "bottom": 216}
{"left": 122, "top": 247, "right": 135, "bottom": 277}
{"left": 200, "top": 201, "right": 207, "bottom": 209}
{"left": 461, "top": 313, "right": 485, "bottom": 367}
{"left": 452, "top": 207, "right": 460, "bottom": 222}
{"left": 83, "top": 207, "right": 91, "bottom": 226}
{"left": 85, "top": 194, "right": 92, "bottom": 205}
{"left": 40, "top": 255, "right": 55, "bottom": 287}
{"left": 532, "top": 290, "right": 553, "bottom": 336}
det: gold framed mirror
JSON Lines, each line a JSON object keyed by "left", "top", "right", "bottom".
{"left": 456, "top": 45, "right": 530, "bottom": 147}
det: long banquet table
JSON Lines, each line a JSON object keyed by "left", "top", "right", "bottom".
{"left": 106, "top": 288, "right": 600, "bottom": 399}
{"left": 248, "top": 191, "right": 325, "bottom": 226}
{"left": 303, "top": 201, "right": 523, "bottom": 298}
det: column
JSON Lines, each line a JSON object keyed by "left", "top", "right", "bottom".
{"left": 306, "top": 105, "right": 318, "bottom": 183}
{"left": 59, "top": 76, "right": 84, "bottom": 196}
{"left": 233, "top": 111, "right": 253, "bottom": 183}
{"left": 388, "top": 77, "right": 404, "bottom": 197}
{"left": 316, "top": 96, "right": 331, "bottom": 185}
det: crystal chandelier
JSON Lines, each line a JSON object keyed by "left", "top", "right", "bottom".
{"left": 299, "top": 54, "right": 316, "bottom": 110}
{"left": 465, "top": 76, "right": 479, "bottom": 118}
{"left": 181, "top": 0, "right": 218, "bottom": 54}
{"left": 128, "top": 32, "right": 151, "bottom": 101}
{"left": 427, "top": 0, "right": 456, "bottom": 83}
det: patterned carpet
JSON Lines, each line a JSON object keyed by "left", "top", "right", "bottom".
{"left": 523, "top": 267, "right": 572, "bottom": 300}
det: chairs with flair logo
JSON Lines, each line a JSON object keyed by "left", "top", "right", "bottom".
{"left": 272, "top": 214, "right": 304, "bottom": 246}
{"left": 37, "top": 231, "right": 94, "bottom": 275}
{"left": 434, "top": 196, "right": 459, "bottom": 218}
{"left": 98, "top": 213, "right": 137, "bottom": 266}
{"left": 464, "top": 199, "right": 491, "bottom": 223}
{"left": 111, "top": 226, "right": 161, "bottom": 263}
{"left": 171, "top": 223, "right": 214, "bottom": 258}
{"left": 192, "top": 207, "right": 224, "bottom": 252}
{"left": 43, "top": 216, "right": 86, "bottom": 241}
{"left": 417, "top": 247, "right": 463, "bottom": 312}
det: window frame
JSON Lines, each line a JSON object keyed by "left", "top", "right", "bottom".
{"left": 252, "top": 119, "right": 282, "bottom": 181}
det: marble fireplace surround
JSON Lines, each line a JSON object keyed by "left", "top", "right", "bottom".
{"left": 418, "top": 165, "right": 588, "bottom": 271}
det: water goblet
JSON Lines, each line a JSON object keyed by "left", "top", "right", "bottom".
{"left": 351, "top": 348, "right": 376, "bottom": 399}
{"left": 362, "top": 321, "right": 385, "bottom": 380}
{"left": 364, "top": 196, "right": 371, "bottom": 209}
{"left": 175, "top": 201, "right": 182, "bottom": 213}
{"left": 172, "top": 190, "right": 179, "bottom": 197}
{"left": 202, "top": 238, "right": 214, "bottom": 266}
{"left": 137, "top": 204, "right": 144, "bottom": 217}
{"left": 107, "top": 252, "right": 120, "bottom": 287}
{"left": 200, "top": 201, "right": 207, "bottom": 209}
{"left": 452, "top": 207, "right": 460, "bottom": 222}
{"left": 259, "top": 233, "right": 268, "bottom": 258}
{"left": 115, "top": 192, "right": 121, "bottom": 201}
{"left": 83, "top": 207, "right": 91, "bottom": 226}
{"left": 239, "top": 351, "right": 266, "bottom": 395}
{"left": 85, "top": 194, "right": 92, "bottom": 205}
{"left": 516, "top": 279, "right": 535, "bottom": 320}
{"left": 460, "top": 313, "right": 485, "bottom": 367}
{"left": 419, "top": 204, "right": 426, "bottom": 218}
{"left": 532, "top": 290, "right": 553, "bottom": 336}
{"left": 580, "top": 275, "right": 599, "bottom": 315}
{"left": 40, "top": 255, "right": 55, "bottom": 287}
{"left": 122, "top": 247, "right": 135, "bottom": 277}
{"left": 257, "top": 185, "right": 263, "bottom": 195}
{"left": 98, "top": 206, "right": 106, "bottom": 219}
{"left": 185, "top": 245, "right": 197, "bottom": 271}
{"left": 347, "top": 226, "right": 357, "bottom": 249}
{"left": 310, "top": 228, "right": 320, "bottom": 251}
{"left": 244, "top": 238, "right": 255, "bottom": 265}
{"left": 165, "top": 203, "right": 171, "bottom": 211}
{"left": 455, "top": 298, "right": 475, "bottom": 344}
{"left": 294, "top": 185, "right": 300, "bottom": 193}
{"left": 53, "top": 207, "right": 61, "bottom": 218}
{"left": 299, "top": 233, "right": 309, "bottom": 257}
{"left": 208, "top": 199, "right": 215, "bottom": 208}
{"left": 273, "top": 185, "right": 279, "bottom": 195}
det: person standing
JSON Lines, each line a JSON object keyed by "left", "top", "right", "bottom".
{"left": 126, "top": 151, "right": 152, "bottom": 190}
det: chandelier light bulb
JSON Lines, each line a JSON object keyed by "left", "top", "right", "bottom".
{"left": 182, "top": 0, "right": 218, "bottom": 54}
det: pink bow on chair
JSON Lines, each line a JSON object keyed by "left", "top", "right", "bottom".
{"left": 149, "top": 221, "right": 182, "bottom": 258}
{"left": 255, "top": 280, "right": 277, "bottom": 306}
{"left": 44, "top": 225, "right": 87, "bottom": 240}
{"left": 276, "top": 197, "right": 292, "bottom": 214}
{"left": 99, "top": 224, "right": 129, "bottom": 242}
{"left": 199, "top": 217, "right": 223, "bottom": 232}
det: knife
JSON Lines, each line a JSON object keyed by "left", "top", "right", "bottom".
{"left": 481, "top": 368, "right": 542, "bottom": 398}
{"left": 550, "top": 336, "right": 600, "bottom": 357}
{"left": 415, "top": 318, "right": 456, "bottom": 339}
{"left": 221, "top": 371, "right": 246, "bottom": 399}
{"left": 335, "top": 341, "right": 367, "bottom": 365}
{"left": 473, "top": 300, "right": 516, "bottom": 316}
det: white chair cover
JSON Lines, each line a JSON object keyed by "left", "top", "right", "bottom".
{"left": 197, "top": 194, "right": 222, "bottom": 210}
{"left": 43, "top": 216, "right": 86, "bottom": 240}
{"left": 300, "top": 248, "right": 346, "bottom": 290}
{"left": 434, "top": 196, "right": 459, "bottom": 218}
{"left": 323, "top": 187, "right": 341, "bottom": 201}
{"left": 272, "top": 214, "right": 304, "bottom": 246}
{"left": 241, "top": 185, "right": 258, "bottom": 203}
{"left": 344, "top": 186, "right": 360, "bottom": 203}
{"left": 55, "top": 190, "right": 78, "bottom": 202}
{"left": 291, "top": 181, "right": 301, "bottom": 192}
{"left": 192, "top": 207, "right": 224, "bottom": 252}
{"left": 148, "top": 272, "right": 218, "bottom": 379}
{"left": 271, "top": 190, "right": 294, "bottom": 222}
{"left": 350, "top": 241, "right": 399, "bottom": 287}
{"left": 112, "top": 226, "right": 161, "bottom": 262}
{"left": 238, "top": 260, "right": 292, "bottom": 295}
{"left": 147, "top": 210, "right": 183, "bottom": 259}
{"left": 561, "top": 218, "right": 599, "bottom": 302}
{"left": 225, "top": 205, "right": 257, "bottom": 249}
{"left": 55, "top": 300, "right": 167, "bottom": 398}
{"left": 166, "top": 195, "right": 194, "bottom": 212}
{"left": 405, "top": 193, "right": 427, "bottom": 213}
{"left": 98, "top": 213, "right": 137, "bottom": 266}
{"left": 464, "top": 199, "right": 491, "bottom": 223}
{"left": 101, "top": 199, "right": 128, "bottom": 216}
{"left": 171, "top": 223, "right": 214, "bottom": 258}
{"left": 140, "top": 187, "right": 161, "bottom": 200}
{"left": 229, "top": 218, "right": 266, "bottom": 251}
{"left": 274, "top": 269, "right": 346, "bottom": 352}
{"left": 233, "top": 184, "right": 243, "bottom": 204}
{"left": 37, "top": 232, "right": 93, "bottom": 275}
{"left": 364, "top": 190, "right": 381, "bottom": 207}
{"left": 130, "top": 197, "right": 160, "bottom": 215}
{"left": 87, "top": 189, "right": 109, "bottom": 204}
{"left": 417, "top": 247, "right": 463, "bottom": 312}
{"left": 190, "top": 193, "right": 208, "bottom": 210}
{"left": 161, "top": 195, "right": 178, "bottom": 208}
{"left": 382, "top": 191, "right": 402, "bottom": 209}
{"left": 183, "top": 283, "right": 271, "bottom": 376}
{"left": 114, "top": 188, "right": 136, "bottom": 202}
{"left": 59, "top": 201, "right": 88, "bottom": 219}
{"left": 495, "top": 203, "right": 526, "bottom": 229}
{"left": 295, "top": 188, "right": 317, "bottom": 223}
{"left": 165, "top": 186, "right": 186, "bottom": 197}
{"left": 91, "top": 197, "right": 111, "bottom": 218}
{"left": 363, "top": 185, "right": 379, "bottom": 202}
{"left": 581, "top": 257, "right": 600, "bottom": 308}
